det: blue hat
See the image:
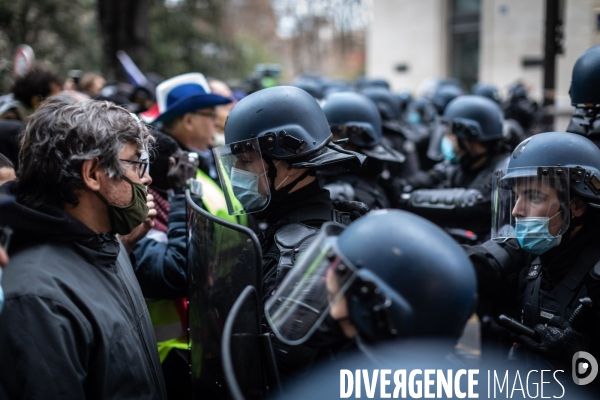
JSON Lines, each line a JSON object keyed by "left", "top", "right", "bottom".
{"left": 152, "top": 72, "right": 232, "bottom": 124}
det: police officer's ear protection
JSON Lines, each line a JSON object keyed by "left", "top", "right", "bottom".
{"left": 345, "top": 269, "right": 414, "bottom": 343}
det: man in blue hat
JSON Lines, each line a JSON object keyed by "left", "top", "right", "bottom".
{"left": 152, "top": 72, "right": 233, "bottom": 185}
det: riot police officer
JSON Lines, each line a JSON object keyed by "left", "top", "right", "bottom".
{"left": 566, "top": 44, "right": 600, "bottom": 147}
{"left": 398, "top": 95, "right": 511, "bottom": 240}
{"left": 502, "top": 81, "right": 542, "bottom": 136}
{"left": 361, "top": 87, "right": 422, "bottom": 177}
{"left": 465, "top": 132, "right": 600, "bottom": 371}
{"left": 471, "top": 82, "right": 502, "bottom": 104}
{"left": 212, "top": 85, "right": 366, "bottom": 379}
{"left": 265, "top": 209, "right": 476, "bottom": 350}
{"left": 432, "top": 83, "right": 464, "bottom": 116}
{"left": 320, "top": 91, "right": 405, "bottom": 209}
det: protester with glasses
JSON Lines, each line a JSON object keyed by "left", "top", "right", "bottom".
{"left": 0, "top": 96, "right": 166, "bottom": 399}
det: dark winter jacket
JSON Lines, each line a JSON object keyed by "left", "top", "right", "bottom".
{"left": 258, "top": 180, "right": 353, "bottom": 380}
{"left": 0, "top": 183, "right": 167, "bottom": 399}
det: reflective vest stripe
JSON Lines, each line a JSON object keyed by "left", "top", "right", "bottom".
{"left": 195, "top": 169, "right": 247, "bottom": 226}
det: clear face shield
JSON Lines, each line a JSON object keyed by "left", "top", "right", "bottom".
{"left": 491, "top": 167, "right": 571, "bottom": 254}
{"left": 264, "top": 223, "right": 357, "bottom": 346}
{"left": 213, "top": 137, "right": 271, "bottom": 215}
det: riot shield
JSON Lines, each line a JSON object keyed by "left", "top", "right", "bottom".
{"left": 222, "top": 285, "right": 281, "bottom": 400}
{"left": 186, "top": 190, "right": 262, "bottom": 399}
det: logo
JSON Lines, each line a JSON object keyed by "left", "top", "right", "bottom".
{"left": 572, "top": 351, "right": 598, "bottom": 385}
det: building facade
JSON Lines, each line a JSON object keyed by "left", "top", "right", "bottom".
{"left": 367, "top": 0, "right": 600, "bottom": 128}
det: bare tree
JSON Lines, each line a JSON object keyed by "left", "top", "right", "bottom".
{"left": 271, "top": 0, "right": 370, "bottom": 78}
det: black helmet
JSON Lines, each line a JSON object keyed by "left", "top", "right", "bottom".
{"left": 407, "top": 98, "right": 437, "bottom": 125}
{"left": 491, "top": 132, "right": 600, "bottom": 244}
{"left": 471, "top": 83, "right": 502, "bottom": 104}
{"left": 506, "top": 82, "right": 529, "bottom": 101}
{"left": 265, "top": 209, "right": 477, "bottom": 344}
{"left": 361, "top": 87, "right": 401, "bottom": 121}
{"left": 570, "top": 44, "right": 600, "bottom": 106}
{"left": 363, "top": 78, "right": 391, "bottom": 91}
{"left": 432, "top": 84, "right": 463, "bottom": 114}
{"left": 322, "top": 92, "right": 405, "bottom": 163}
{"left": 291, "top": 79, "right": 324, "bottom": 100}
{"left": 223, "top": 86, "right": 364, "bottom": 169}
{"left": 215, "top": 86, "right": 365, "bottom": 216}
{"left": 508, "top": 132, "right": 600, "bottom": 205}
{"left": 443, "top": 95, "right": 504, "bottom": 142}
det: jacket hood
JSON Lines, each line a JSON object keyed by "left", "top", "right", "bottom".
{"left": 0, "top": 182, "right": 97, "bottom": 252}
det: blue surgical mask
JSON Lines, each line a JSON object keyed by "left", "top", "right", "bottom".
{"left": 408, "top": 111, "right": 421, "bottom": 125}
{"left": 230, "top": 167, "right": 268, "bottom": 211}
{"left": 515, "top": 217, "right": 562, "bottom": 255}
{"left": 441, "top": 136, "right": 460, "bottom": 164}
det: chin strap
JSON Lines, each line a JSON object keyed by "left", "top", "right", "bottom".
{"left": 264, "top": 156, "right": 313, "bottom": 201}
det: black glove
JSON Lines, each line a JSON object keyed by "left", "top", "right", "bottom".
{"left": 332, "top": 200, "right": 370, "bottom": 221}
{"left": 519, "top": 323, "right": 590, "bottom": 365}
{"left": 167, "top": 151, "right": 199, "bottom": 194}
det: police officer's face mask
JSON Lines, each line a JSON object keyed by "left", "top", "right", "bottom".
{"left": 230, "top": 167, "right": 269, "bottom": 210}
{"left": 515, "top": 214, "right": 562, "bottom": 255}
{"left": 95, "top": 176, "right": 149, "bottom": 235}
{"left": 441, "top": 136, "right": 461, "bottom": 164}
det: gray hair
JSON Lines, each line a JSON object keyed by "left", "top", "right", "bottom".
{"left": 16, "top": 96, "right": 154, "bottom": 208}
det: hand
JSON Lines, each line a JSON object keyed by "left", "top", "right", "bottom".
{"left": 332, "top": 200, "right": 370, "bottom": 221}
{"left": 118, "top": 193, "right": 157, "bottom": 253}
{"left": 519, "top": 323, "right": 590, "bottom": 365}
{"left": 167, "top": 151, "right": 199, "bottom": 193}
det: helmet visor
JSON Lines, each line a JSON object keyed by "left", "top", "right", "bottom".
{"left": 264, "top": 223, "right": 357, "bottom": 346}
{"left": 426, "top": 120, "right": 446, "bottom": 161}
{"left": 491, "top": 167, "right": 571, "bottom": 241}
{"left": 213, "top": 137, "right": 271, "bottom": 215}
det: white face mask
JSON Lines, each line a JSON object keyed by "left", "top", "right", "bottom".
{"left": 230, "top": 167, "right": 268, "bottom": 211}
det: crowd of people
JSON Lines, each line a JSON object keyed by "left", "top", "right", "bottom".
{"left": 0, "top": 42, "right": 599, "bottom": 399}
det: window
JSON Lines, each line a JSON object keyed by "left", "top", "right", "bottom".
{"left": 449, "top": 0, "right": 481, "bottom": 90}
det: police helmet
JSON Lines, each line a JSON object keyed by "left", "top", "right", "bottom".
{"left": 570, "top": 44, "right": 600, "bottom": 106}
{"left": 265, "top": 210, "right": 477, "bottom": 345}
{"left": 408, "top": 98, "right": 437, "bottom": 125}
{"left": 214, "top": 86, "right": 365, "bottom": 215}
{"left": 471, "top": 83, "right": 502, "bottom": 104}
{"left": 432, "top": 84, "right": 464, "bottom": 115}
{"left": 291, "top": 79, "right": 324, "bottom": 100}
{"left": 223, "top": 86, "right": 364, "bottom": 169}
{"left": 361, "top": 87, "right": 401, "bottom": 121}
{"left": 443, "top": 95, "right": 504, "bottom": 142}
{"left": 507, "top": 132, "right": 600, "bottom": 205}
{"left": 363, "top": 78, "right": 391, "bottom": 91}
{"left": 491, "top": 132, "right": 600, "bottom": 243}
{"left": 322, "top": 92, "right": 405, "bottom": 163}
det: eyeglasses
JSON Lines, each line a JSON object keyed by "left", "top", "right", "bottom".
{"left": 193, "top": 110, "right": 218, "bottom": 120}
{"left": 120, "top": 158, "right": 149, "bottom": 178}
